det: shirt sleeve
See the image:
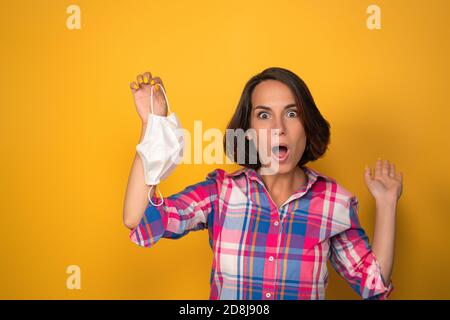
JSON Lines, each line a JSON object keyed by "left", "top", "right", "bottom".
{"left": 329, "top": 196, "right": 394, "bottom": 300}
{"left": 129, "top": 169, "right": 224, "bottom": 248}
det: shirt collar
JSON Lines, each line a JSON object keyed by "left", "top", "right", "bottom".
{"left": 225, "top": 165, "right": 328, "bottom": 195}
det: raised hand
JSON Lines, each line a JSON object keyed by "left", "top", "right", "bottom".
{"left": 364, "top": 158, "right": 403, "bottom": 204}
{"left": 130, "top": 71, "right": 168, "bottom": 124}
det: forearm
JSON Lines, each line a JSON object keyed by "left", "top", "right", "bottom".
{"left": 371, "top": 199, "right": 397, "bottom": 285}
{"left": 122, "top": 122, "right": 155, "bottom": 229}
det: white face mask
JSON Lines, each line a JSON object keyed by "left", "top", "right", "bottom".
{"left": 136, "top": 84, "right": 184, "bottom": 206}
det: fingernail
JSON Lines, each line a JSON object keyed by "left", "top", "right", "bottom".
{"left": 150, "top": 80, "right": 155, "bottom": 85}
{"left": 134, "top": 83, "right": 139, "bottom": 89}
{"left": 155, "top": 85, "right": 159, "bottom": 91}
{"left": 138, "top": 78, "right": 143, "bottom": 84}
{"left": 143, "top": 76, "right": 148, "bottom": 84}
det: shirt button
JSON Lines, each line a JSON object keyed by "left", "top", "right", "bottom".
{"left": 269, "top": 256, "right": 274, "bottom": 262}
{"left": 266, "top": 292, "right": 271, "bottom": 298}
{"left": 274, "top": 221, "right": 279, "bottom": 226}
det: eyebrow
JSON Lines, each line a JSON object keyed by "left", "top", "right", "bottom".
{"left": 253, "top": 103, "right": 297, "bottom": 111}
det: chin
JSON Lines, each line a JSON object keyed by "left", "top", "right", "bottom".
{"left": 278, "top": 163, "right": 297, "bottom": 175}
{"left": 261, "top": 161, "right": 297, "bottom": 175}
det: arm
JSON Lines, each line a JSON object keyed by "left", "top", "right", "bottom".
{"left": 122, "top": 122, "right": 154, "bottom": 229}
{"left": 364, "top": 158, "right": 403, "bottom": 290}
{"left": 123, "top": 71, "right": 168, "bottom": 229}
{"left": 371, "top": 200, "right": 397, "bottom": 286}
{"left": 129, "top": 169, "right": 223, "bottom": 248}
{"left": 329, "top": 158, "right": 403, "bottom": 299}
{"left": 329, "top": 196, "right": 394, "bottom": 300}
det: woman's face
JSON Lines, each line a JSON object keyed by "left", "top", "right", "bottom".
{"left": 249, "top": 80, "right": 307, "bottom": 174}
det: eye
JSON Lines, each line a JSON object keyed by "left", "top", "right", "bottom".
{"left": 257, "top": 111, "right": 270, "bottom": 119}
{"left": 287, "top": 110, "right": 298, "bottom": 118}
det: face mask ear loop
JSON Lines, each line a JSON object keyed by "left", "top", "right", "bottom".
{"left": 148, "top": 185, "right": 164, "bottom": 207}
{"left": 150, "top": 84, "right": 172, "bottom": 115}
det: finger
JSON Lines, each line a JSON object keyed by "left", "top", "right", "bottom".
{"left": 382, "top": 159, "right": 390, "bottom": 176}
{"left": 136, "top": 74, "right": 144, "bottom": 86}
{"left": 396, "top": 171, "right": 403, "bottom": 182}
{"left": 364, "top": 164, "right": 372, "bottom": 185}
{"left": 389, "top": 163, "right": 396, "bottom": 178}
{"left": 374, "top": 158, "right": 382, "bottom": 178}
{"left": 142, "top": 72, "right": 152, "bottom": 85}
{"left": 151, "top": 76, "right": 165, "bottom": 92}
{"left": 130, "top": 81, "right": 139, "bottom": 92}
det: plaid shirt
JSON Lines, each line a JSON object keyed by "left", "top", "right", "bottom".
{"left": 129, "top": 166, "right": 393, "bottom": 300}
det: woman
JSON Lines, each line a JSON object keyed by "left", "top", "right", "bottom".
{"left": 123, "top": 67, "right": 403, "bottom": 300}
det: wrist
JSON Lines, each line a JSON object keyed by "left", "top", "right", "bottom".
{"left": 375, "top": 197, "right": 398, "bottom": 211}
{"left": 139, "top": 123, "right": 148, "bottom": 142}
{"left": 152, "top": 111, "right": 168, "bottom": 116}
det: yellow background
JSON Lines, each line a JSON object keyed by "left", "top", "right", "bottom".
{"left": 1, "top": 0, "right": 449, "bottom": 299}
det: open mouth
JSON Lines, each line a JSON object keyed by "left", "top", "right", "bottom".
{"left": 271, "top": 144, "right": 290, "bottom": 162}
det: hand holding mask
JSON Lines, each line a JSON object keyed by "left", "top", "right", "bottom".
{"left": 136, "top": 83, "right": 184, "bottom": 206}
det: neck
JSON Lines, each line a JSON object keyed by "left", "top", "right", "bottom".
{"left": 257, "top": 165, "right": 308, "bottom": 196}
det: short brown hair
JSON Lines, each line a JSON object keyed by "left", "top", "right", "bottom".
{"left": 223, "top": 67, "right": 331, "bottom": 169}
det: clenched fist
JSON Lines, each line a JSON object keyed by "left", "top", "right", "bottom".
{"left": 130, "top": 71, "right": 168, "bottom": 124}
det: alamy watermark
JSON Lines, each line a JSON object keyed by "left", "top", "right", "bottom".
{"left": 167, "top": 123, "right": 283, "bottom": 175}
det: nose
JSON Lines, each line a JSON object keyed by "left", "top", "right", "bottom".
{"left": 272, "top": 118, "right": 286, "bottom": 137}
{"left": 274, "top": 128, "right": 285, "bottom": 136}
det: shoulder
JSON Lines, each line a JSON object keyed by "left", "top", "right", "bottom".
{"left": 307, "top": 168, "right": 362, "bottom": 232}
{"left": 333, "top": 180, "right": 358, "bottom": 210}
{"left": 206, "top": 167, "right": 246, "bottom": 181}
{"left": 306, "top": 166, "right": 357, "bottom": 209}
{"left": 205, "top": 167, "right": 250, "bottom": 193}
{"left": 206, "top": 168, "right": 227, "bottom": 181}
